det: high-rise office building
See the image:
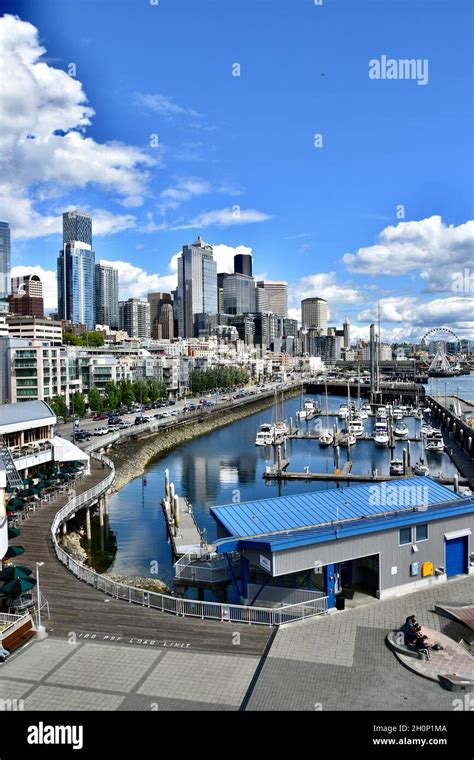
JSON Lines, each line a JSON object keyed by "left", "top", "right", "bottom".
{"left": 234, "top": 252, "right": 252, "bottom": 277}
{"left": 0, "top": 221, "right": 11, "bottom": 300}
{"left": 8, "top": 274, "right": 44, "bottom": 317}
{"left": 217, "top": 273, "right": 228, "bottom": 314}
{"left": 256, "top": 281, "right": 288, "bottom": 317}
{"left": 119, "top": 298, "right": 150, "bottom": 338}
{"left": 177, "top": 236, "right": 217, "bottom": 337}
{"left": 57, "top": 210, "right": 95, "bottom": 330}
{"left": 343, "top": 315, "right": 351, "bottom": 350}
{"left": 222, "top": 273, "right": 256, "bottom": 315}
{"left": 95, "top": 262, "right": 119, "bottom": 328}
{"left": 148, "top": 292, "right": 174, "bottom": 339}
{"left": 301, "top": 297, "right": 328, "bottom": 331}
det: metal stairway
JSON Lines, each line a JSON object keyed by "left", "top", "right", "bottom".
{"left": 0, "top": 435, "right": 23, "bottom": 489}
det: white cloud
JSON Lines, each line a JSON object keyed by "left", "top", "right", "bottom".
{"left": 289, "top": 273, "right": 365, "bottom": 320}
{"left": 171, "top": 207, "right": 271, "bottom": 230}
{"left": 158, "top": 177, "right": 240, "bottom": 214}
{"left": 134, "top": 92, "right": 203, "bottom": 120}
{"left": 0, "top": 14, "right": 156, "bottom": 239}
{"left": 342, "top": 215, "right": 474, "bottom": 292}
{"left": 99, "top": 259, "right": 177, "bottom": 301}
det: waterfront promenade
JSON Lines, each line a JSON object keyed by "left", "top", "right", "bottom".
{"left": 15, "top": 458, "right": 270, "bottom": 656}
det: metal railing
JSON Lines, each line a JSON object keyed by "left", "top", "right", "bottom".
{"left": 0, "top": 612, "right": 33, "bottom": 638}
{"left": 247, "top": 584, "right": 327, "bottom": 608}
{"left": 50, "top": 453, "right": 328, "bottom": 626}
{"left": 174, "top": 551, "right": 240, "bottom": 584}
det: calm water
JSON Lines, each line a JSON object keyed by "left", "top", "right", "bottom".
{"left": 98, "top": 373, "right": 473, "bottom": 585}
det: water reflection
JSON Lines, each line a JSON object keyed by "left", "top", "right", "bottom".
{"left": 93, "top": 385, "right": 468, "bottom": 583}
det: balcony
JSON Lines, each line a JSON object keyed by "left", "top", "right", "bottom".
{"left": 10, "top": 441, "right": 53, "bottom": 471}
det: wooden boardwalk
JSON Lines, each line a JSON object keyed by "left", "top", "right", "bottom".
{"left": 14, "top": 459, "right": 270, "bottom": 656}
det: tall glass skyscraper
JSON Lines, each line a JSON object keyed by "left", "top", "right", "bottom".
{"left": 0, "top": 221, "right": 11, "bottom": 300}
{"left": 57, "top": 210, "right": 95, "bottom": 329}
{"left": 177, "top": 236, "right": 217, "bottom": 337}
{"left": 222, "top": 273, "right": 256, "bottom": 315}
{"left": 95, "top": 262, "right": 119, "bottom": 328}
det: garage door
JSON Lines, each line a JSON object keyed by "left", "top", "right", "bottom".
{"left": 445, "top": 536, "right": 468, "bottom": 577}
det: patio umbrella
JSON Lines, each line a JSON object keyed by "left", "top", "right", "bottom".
{"left": 21, "top": 487, "right": 39, "bottom": 497}
{"left": 36, "top": 480, "right": 53, "bottom": 489}
{"left": 4, "top": 546, "right": 25, "bottom": 559}
{"left": 7, "top": 526, "right": 21, "bottom": 539}
{"left": 7, "top": 497, "right": 25, "bottom": 508}
{"left": 0, "top": 566, "right": 31, "bottom": 582}
{"left": 6, "top": 486, "right": 16, "bottom": 493}
{"left": 21, "top": 478, "right": 30, "bottom": 486}
{"left": 2, "top": 577, "right": 36, "bottom": 596}
{"left": 0, "top": 564, "right": 32, "bottom": 578}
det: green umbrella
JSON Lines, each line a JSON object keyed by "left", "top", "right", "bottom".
{"left": 6, "top": 486, "right": 16, "bottom": 493}
{"left": 7, "top": 526, "right": 21, "bottom": 539}
{"left": 7, "top": 497, "right": 25, "bottom": 508}
{"left": 4, "top": 546, "right": 25, "bottom": 558}
{"left": 0, "top": 566, "right": 31, "bottom": 582}
{"left": 21, "top": 487, "right": 39, "bottom": 497}
{"left": 2, "top": 576, "right": 36, "bottom": 596}
{"left": 22, "top": 478, "right": 30, "bottom": 486}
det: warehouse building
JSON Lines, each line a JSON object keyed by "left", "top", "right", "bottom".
{"left": 211, "top": 479, "right": 474, "bottom": 609}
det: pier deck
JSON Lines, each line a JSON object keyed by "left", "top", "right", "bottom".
{"left": 161, "top": 496, "right": 204, "bottom": 556}
{"left": 262, "top": 466, "right": 468, "bottom": 486}
{"left": 12, "top": 460, "right": 270, "bottom": 656}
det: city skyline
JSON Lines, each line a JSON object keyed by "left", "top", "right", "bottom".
{"left": 0, "top": 1, "right": 473, "bottom": 344}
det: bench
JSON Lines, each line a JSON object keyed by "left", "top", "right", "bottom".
{"left": 386, "top": 630, "right": 427, "bottom": 660}
{"left": 1, "top": 620, "right": 35, "bottom": 654}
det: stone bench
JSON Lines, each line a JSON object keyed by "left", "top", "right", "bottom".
{"left": 386, "top": 630, "right": 427, "bottom": 660}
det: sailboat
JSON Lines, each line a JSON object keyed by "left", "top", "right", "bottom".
{"left": 319, "top": 382, "right": 333, "bottom": 446}
{"left": 339, "top": 382, "right": 357, "bottom": 447}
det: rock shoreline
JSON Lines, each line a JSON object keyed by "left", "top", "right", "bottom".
{"left": 106, "top": 390, "right": 299, "bottom": 494}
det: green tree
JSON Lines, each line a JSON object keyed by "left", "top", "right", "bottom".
{"left": 133, "top": 380, "right": 149, "bottom": 405}
{"left": 72, "top": 391, "right": 86, "bottom": 417}
{"left": 147, "top": 378, "right": 166, "bottom": 402}
{"left": 49, "top": 395, "right": 67, "bottom": 418}
{"left": 88, "top": 386, "right": 103, "bottom": 412}
{"left": 81, "top": 331, "right": 104, "bottom": 347}
{"left": 104, "top": 382, "right": 121, "bottom": 410}
{"left": 120, "top": 379, "right": 135, "bottom": 407}
{"left": 62, "top": 332, "right": 81, "bottom": 346}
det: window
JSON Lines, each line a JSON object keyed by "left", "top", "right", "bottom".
{"left": 399, "top": 527, "right": 412, "bottom": 545}
{"left": 415, "top": 524, "right": 428, "bottom": 542}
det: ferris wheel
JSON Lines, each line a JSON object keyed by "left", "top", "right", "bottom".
{"left": 421, "top": 327, "right": 461, "bottom": 353}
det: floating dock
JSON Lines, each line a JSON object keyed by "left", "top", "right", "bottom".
{"left": 161, "top": 469, "right": 205, "bottom": 557}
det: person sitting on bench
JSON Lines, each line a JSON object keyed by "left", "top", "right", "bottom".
{"left": 400, "top": 615, "right": 417, "bottom": 635}
{"left": 414, "top": 635, "right": 431, "bottom": 660}
{"left": 405, "top": 623, "right": 422, "bottom": 645}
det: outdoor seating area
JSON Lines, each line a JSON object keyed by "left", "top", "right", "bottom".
{"left": 386, "top": 615, "right": 474, "bottom": 691}
{"left": 6, "top": 461, "right": 86, "bottom": 525}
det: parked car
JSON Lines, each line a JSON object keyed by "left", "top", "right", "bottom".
{"left": 135, "top": 416, "right": 149, "bottom": 425}
{"left": 153, "top": 413, "right": 164, "bottom": 419}
{"left": 93, "top": 414, "right": 108, "bottom": 421}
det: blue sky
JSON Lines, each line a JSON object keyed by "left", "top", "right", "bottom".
{"left": 1, "top": 0, "right": 473, "bottom": 341}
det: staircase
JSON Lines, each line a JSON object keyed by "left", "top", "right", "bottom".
{"left": 0, "top": 436, "right": 23, "bottom": 489}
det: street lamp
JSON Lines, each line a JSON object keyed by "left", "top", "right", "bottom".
{"left": 35, "top": 561, "right": 47, "bottom": 639}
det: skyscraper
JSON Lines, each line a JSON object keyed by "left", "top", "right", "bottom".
{"left": 301, "top": 297, "right": 328, "bottom": 331}
{"left": 222, "top": 273, "right": 256, "bottom": 315}
{"left": 95, "top": 262, "right": 119, "bottom": 328}
{"left": 8, "top": 274, "right": 44, "bottom": 317}
{"left": 343, "top": 315, "right": 351, "bottom": 350}
{"left": 177, "top": 236, "right": 217, "bottom": 337}
{"left": 119, "top": 298, "right": 150, "bottom": 338}
{"left": 256, "top": 281, "right": 288, "bottom": 317}
{"left": 0, "top": 221, "right": 11, "bottom": 300}
{"left": 148, "top": 292, "right": 174, "bottom": 339}
{"left": 57, "top": 210, "right": 95, "bottom": 329}
{"left": 234, "top": 252, "right": 253, "bottom": 277}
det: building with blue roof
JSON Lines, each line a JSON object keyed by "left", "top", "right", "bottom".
{"left": 210, "top": 478, "right": 474, "bottom": 608}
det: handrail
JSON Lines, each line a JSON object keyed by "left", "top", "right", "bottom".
{"left": 50, "top": 461, "right": 327, "bottom": 626}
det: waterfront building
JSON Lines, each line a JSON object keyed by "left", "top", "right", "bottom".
{"left": 256, "top": 280, "right": 288, "bottom": 317}
{"left": 118, "top": 298, "right": 151, "bottom": 339}
{"left": 177, "top": 236, "right": 218, "bottom": 338}
{"left": 301, "top": 297, "right": 328, "bottom": 331}
{"left": 0, "top": 221, "right": 11, "bottom": 300}
{"left": 95, "top": 262, "right": 119, "bottom": 329}
{"left": 0, "top": 462, "right": 7, "bottom": 560}
{"left": 211, "top": 478, "right": 474, "bottom": 608}
{"left": 6, "top": 316, "right": 62, "bottom": 346}
{"left": 0, "top": 400, "right": 89, "bottom": 480}
{"left": 234, "top": 252, "right": 253, "bottom": 277}
{"left": 8, "top": 274, "right": 44, "bottom": 317}
{"left": 222, "top": 273, "right": 256, "bottom": 315}
{"left": 57, "top": 210, "right": 95, "bottom": 330}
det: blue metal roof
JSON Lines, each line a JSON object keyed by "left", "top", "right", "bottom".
{"left": 211, "top": 478, "right": 468, "bottom": 548}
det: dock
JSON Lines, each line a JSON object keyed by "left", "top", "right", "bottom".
{"left": 161, "top": 469, "right": 205, "bottom": 557}
{"left": 262, "top": 467, "right": 469, "bottom": 486}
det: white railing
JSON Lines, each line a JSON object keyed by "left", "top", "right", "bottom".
{"left": 0, "top": 612, "right": 33, "bottom": 639}
{"left": 174, "top": 551, "right": 240, "bottom": 584}
{"left": 50, "top": 454, "right": 328, "bottom": 626}
{"left": 247, "top": 584, "right": 327, "bottom": 608}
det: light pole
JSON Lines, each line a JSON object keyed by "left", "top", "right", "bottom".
{"left": 35, "top": 561, "right": 47, "bottom": 639}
